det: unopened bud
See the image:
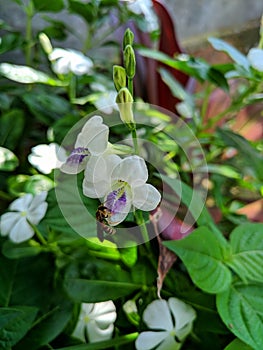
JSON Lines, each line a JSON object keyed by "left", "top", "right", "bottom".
{"left": 123, "top": 28, "right": 134, "bottom": 49}
{"left": 113, "top": 65, "right": 126, "bottom": 92}
{"left": 39, "top": 32, "right": 53, "bottom": 55}
{"left": 124, "top": 45, "right": 136, "bottom": 78}
{"left": 116, "top": 87, "right": 134, "bottom": 127}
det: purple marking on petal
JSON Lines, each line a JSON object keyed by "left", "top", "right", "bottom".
{"left": 66, "top": 147, "right": 90, "bottom": 165}
{"left": 105, "top": 187, "right": 127, "bottom": 214}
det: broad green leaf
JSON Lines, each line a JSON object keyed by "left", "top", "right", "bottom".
{"left": 119, "top": 245, "right": 138, "bottom": 267}
{"left": 0, "top": 33, "right": 23, "bottom": 54}
{"left": 227, "top": 223, "right": 263, "bottom": 282}
{"left": 32, "top": 0, "right": 64, "bottom": 12}
{"left": 0, "top": 306, "right": 38, "bottom": 348}
{"left": 163, "top": 227, "right": 232, "bottom": 293}
{"left": 0, "top": 63, "right": 66, "bottom": 86}
{"left": 22, "top": 90, "right": 72, "bottom": 124}
{"left": 0, "top": 147, "right": 19, "bottom": 171}
{"left": 64, "top": 261, "right": 141, "bottom": 302}
{"left": 56, "top": 332, "right": 138, "bottom": 350}
{"left": 139, "top": 48, "right": 228, "bottom": 90}
{"left": 208, "top": 37, "right": 250, "bottom": 71}
{"left": 217, "top": 129, "right": 263, "bottom": 181}
{"left": 0, "top": 256, "right": 17, "bottom": 306}
{"left": 68, "top": 0, "right": 97, "bottom": 22}
{"left": 201, "top": 164, "right": 241, "bottom": 179}
{"left": 217, "top": 282, "right": 263, "bottom": 350}
{"left": 0, "top": 109, "right": 25, "bottom": 150}
{"left": 7, "top": 174, "right": 54, "bottom": 196}
{"left": 2, "top": 240, "right": 43, "bottom": 259}
{"left": 14, "top": 299, "right": 73, "bottom": 350}
{"left": 224, "top": 338, "right": 253, "bottom": 350}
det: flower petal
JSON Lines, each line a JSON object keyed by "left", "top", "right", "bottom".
{"left": 9, "top": 194, "right": 33, "bottom": 212}
{"left": 135, "top": 331, "right": 168, "bottom": 350}
{"left": 87, "top": 321, "right": 114, "bottom": 343}
{"left": 9, "top": 217, "right": 34, "bottom": 243}
{"left": 27, "top": 192, "right": 48, "bottom": 224}
{"left": 85, "top": 154, "right": 121, "bottom": 185}
{"left": 0, "top": 212, "right": 21, "bottom": 236}
{"left": 143, "top": 299, "right": 173, "bottom": 331}
{"left": 104, "top": 182, "right": 132, "bottom": 226}
{"left": 247, "top": 48, "right": 263, "bottom": 72}
{"left": 156, "top": 335, "right": 180, "bottom": 350}
{"left": 112, "top": 156, "right": 148, "bottom": 186}
{"left": 168, "top": 298, "right": 196, "bottom": 340}
{"left": 133, "top": 184, "right": 161, "bottom": 211}
{"left": 60, "top": 147, "right": 90, "bottom": 174}
{"left": 90, "top": 301, "right": 116, "bottom": 318}
{"left": 75, "top": 116, "right": 109, "bottom": 155}
{"left": 71, "top": 319, "right": 86, "bottom": 343}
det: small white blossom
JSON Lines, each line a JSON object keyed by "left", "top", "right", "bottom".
{"left": 0, "top": 192, "right": 48, "bottom": 243}
{"left": 135, "top": 298, "right": 196, "bottom": 350}
{"left": 49, "top": 48, "right": 93, "bottom": 76}
{"left": 83, "top": 154, "right": 161, "bottom": 225}
{"left": 127, "top": 0, "right": 159, "bottom": 32}
{"left": 247, "top": 48, "right": 263, "bottom": 72}
{"left": 72, "top": 301, "right": 117, "bottom": 343}
{"left": 60, "top": 116, "right": 109, "bottom": 174}
{"left": 28, "top": 143, "right": 67, "bottom": 174}
{"left": 91, "top": 83, "right": 117, "bottom": 114}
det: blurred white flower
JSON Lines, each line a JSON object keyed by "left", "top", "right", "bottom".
{"left": 0, "top": 192, "right": 48, "bottom": 243}
{"left": 28, "top": 143, "right": 67, "bottom": 174}
{"left": 247, "top": 48, "right": 263, "bottom": 72}
{"left": 72, "top": 301, "right": 117, "bottom": 343}
{"left": 127, "top": 0, "right": 159, "bottom": 32}
{"left": 49, "top": 48, "right": 93, "bottom": 75}
{"left": 91, "top": 82, "right": 117, "bottom": 114}
{"left": 60, "top": 115, "right": 109, "bottom": 174}
{"left": 135, "top": 298, "right": 196, "bottom": 350}
{"left": 83, "top": 154, "right": 161, "bottom": 225}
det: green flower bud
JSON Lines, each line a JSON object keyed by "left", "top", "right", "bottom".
{"left": 113, "top": 65, "right": 126, "bottom": 92}
{"left": 116, "top": 87, "right": 135, "bottom": 127}
{"left": 39, "top": 32, "right": 53, "bottom": 55}
{"left": 123, "top": 28, "right": 134, "bottom": 49}
{"left": 124, "top": 45, "right": 136, "bottom": 79}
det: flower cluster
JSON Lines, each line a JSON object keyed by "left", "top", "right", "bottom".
{"left": 60, "top": 115, "right": 161, "bottom": 229}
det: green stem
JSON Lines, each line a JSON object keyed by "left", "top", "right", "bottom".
{"left": 128, "top": 77, "right": 133, "bottom": 96}
{"left": 25, "top": 0, "right": 34, "bottom": 66}
{"left": 68, "top": 73, "right": 76, "bottom": 101}
{"left": 131, "top": 128, "right": 139, "bottom": 155}
{"left": 135, "top": 210, "right": 151, "bottom": 252}
{"left": 31, "top": 224, "right": 47, "bottom": 245}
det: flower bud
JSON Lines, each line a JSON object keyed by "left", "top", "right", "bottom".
{"left": 123, "top": 28, "right": 134, "bottom": 49}
{"left": 113, "top": 65, "right": 126, "bottom": 92}
{"left": 39, "top": 32, "right": 53, "bottom": 55}
{"left": 116, "top": 87, "right": 134, "bottom": 127}
{"left": 124, "top": 45, "right": 136, "bottom": 79}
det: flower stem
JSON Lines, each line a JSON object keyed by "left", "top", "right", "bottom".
{"left": 31, "top": 224, "right": 47, "bottom": 245}
{"left": 128, "top": 77, "right": 133, "bottom": 96}
{"left": 131, "top": 128, "right": 139, "bottom": 155}
{"left": 135, "top": 210, "right": 151, "bottom": 252}
{"left": 25, "top": 0, "right": 34, "bottom": 66}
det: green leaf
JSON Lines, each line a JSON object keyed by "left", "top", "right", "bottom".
{"left": 208, "top": 37, "right": 250, "bottom": 71}
{"left": 119, "top": 245, "right": 138, "bottom": 267}
{"left": 224, "top": 338, "right": 253, "bottom": 350}
{"left": 0, "top": 63, "right": 66, "bottom": 86}
{"left": 0, "top": 33, "right": 23, "bottom": 54}
{"left": 227, "top": 223, "right": 263, "bottom": 283}
{"left": 217, "top": 282, "right": 263, "bottom": 350}
{"left": 32, "top": 0, "right": 64, "bottom": 12}
{"left": 163, "top": 227, "right": 232, "bottom": 293}
{"left": 56, "top": 332, "right": 138, "bottom": 350}
{"left": 0, "top": 109, "right": 25, "bottom": 150}
{"left": 203, "top": 164, "right": 241, "bottom": 179}
{"left": 68, "top": 0, "right": 97, "bottom": 22}
{"left": 0, "top": 306, "right": 38, "bottom": 348}
{"left": 217, "top": 129, "right": 263, "bottom": 181}
{"left": 64, "top": 261, "right": 141, "bottom": 302}
{"left": 14, "top": 299, "right": 73, "bottom": 350}
{"left": 0, "top": 256, "right": 17, "bottom": 307}
{"left": 139, "top": 48, "right": 228, "bottom": 90}
{"left": 0, "top": 147, "right": 19, "bottom": 171}
{"left": 2, "top": 240, "right": 43, "bottom": 259}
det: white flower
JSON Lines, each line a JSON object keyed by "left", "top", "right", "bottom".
{"left": 127, "top": 0, "right": 159, "bottom": 32}
{"left": 135, "top": 298, "right": 196, "bottom": 350}
{"left": 60, "top": 115, "right": 109, "bottom": 174}
{"left": 49, "top": 48, "right": 93, "bottom": 76}
{"left": 72, "top": 301, "right": 117, "bottom": 343}
{"left": 83, "top": 154, "right": 161, "bottom": 225}
{"left": 28, "top": 143, "right": 67, "bottom": 174}
{"left": 0, "top": 192, "right": 48, "bottom": 243}
{"left": 247, "top": 48, "right": 263, "bottom": 72}
{"left": 91, "top": 82, "right": 117, "bottom": 114}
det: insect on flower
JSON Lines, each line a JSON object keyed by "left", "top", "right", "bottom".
{"left": 96, "top": 205, "right": 116, "bottom": 242}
